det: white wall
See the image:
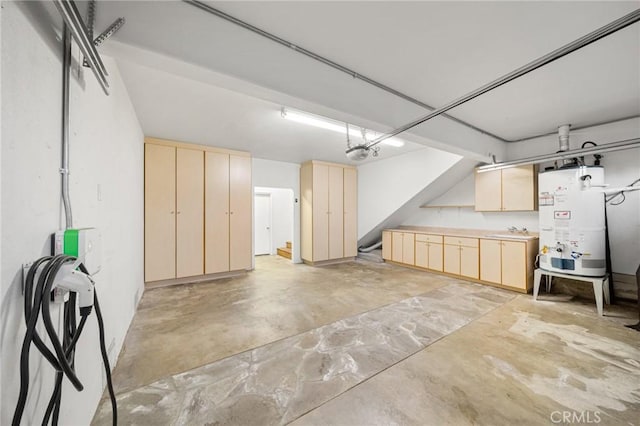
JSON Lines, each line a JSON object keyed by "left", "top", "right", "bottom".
{"left": 405, "top": 173, "right": 540, "bottom": 231}
{"left": 255, "top": 187, "right": 294, "bottom": 255}
{"left": 1, "top": 3, "right": 144, "bottom": 425}
{"left": 403, "top": 118, "right": 640, "bottom": 275}
{"left": 252, "top": 158, "right": 301, "bottom": 263}
{"left": 357, "top": 147, "right": 462, "bottom": 239}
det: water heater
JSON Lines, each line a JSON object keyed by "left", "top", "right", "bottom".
{"left": 538, "top": 166, "right": 606, "bottom": 277}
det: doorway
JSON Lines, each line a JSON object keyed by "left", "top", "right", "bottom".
{"left": 253, "top": 187, "right": 295, "bottom": 261}
{"left": 254, "top": 193, "right": 272, "bottom": 256}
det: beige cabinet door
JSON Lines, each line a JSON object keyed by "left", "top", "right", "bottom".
{"left": 460, "top": 246, "right": 479, "bottom": 279}
{"left": 176, "top": 148, "right": 204, "bottom": 278}
{"left": 402, "top": 233, "right": 415, "bottom": 265}
{"left": 205, "top": 152, "right": 230, "bottom": 274}
{"left": 392, "top": 232, "right": 403, "bottom": 262}
{"left": 312, "top": 164, "right": 329, "bottom": 261}
{"left": 502, "top": 241, "right": 527, "bottom": 289}
{"left": 229, "top": 155, "right": 252, "bottom": 270}
{"left": 145, "top": 144, "right": 176, "bottom": 282}
{"left": 480, "top": 239, "right": 501, "bottom": 284}
{"left": 475, "top": 169, "right": 502, "bottom": 211}
{"left": 343, "top": 168, "right": 358, "bottom": 257}
{"left": 502, "top": 165, "right": 536, "bottom": 211}
{"left": 443, "top": 244, "right": 460, "bottom": 274}
{"left": 415, "top": 241, "right": 428, "bottom": 268}
{"left": 300, "top": 163, "right": 313, "bottom": 262}
{"left": 382, "top": 231, "right": 392, "bottom": 260}
{"left": 428, "top": 243, "right": 443, "bottom": 272}
{"left": 328, "top": 166, "right": 344, "bottom": 259}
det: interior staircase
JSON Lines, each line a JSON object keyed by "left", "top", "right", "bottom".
{"left": 277, "top": 241, "right": 292, "bottom": 260}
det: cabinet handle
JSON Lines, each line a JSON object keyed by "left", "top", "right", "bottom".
{"left": 170, "top": 211, "right": 174, "bottom": 214}
{"left": 177, "top": 211, "right": 181, "bottom": 214}
{"left": 230, "top": 211, "right": 234, "bottom": 215}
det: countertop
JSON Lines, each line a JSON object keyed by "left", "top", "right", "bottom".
{"left": 384, "top": 226, "right": 539, "bottom": 241}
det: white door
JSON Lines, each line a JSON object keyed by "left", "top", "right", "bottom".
{"left": 254, "top": 193, "right": 272, "bottom": 255}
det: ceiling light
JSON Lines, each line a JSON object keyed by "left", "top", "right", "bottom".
{"left": 281, "top": 107, "right": 405, "bottom": 148}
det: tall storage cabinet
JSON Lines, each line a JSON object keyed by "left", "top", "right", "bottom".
{"left": 228, "top": 155, "right": 252, "bottom": 271}
{"left": 144, "top": 144, "right": 177, "bottom": 282}
{"left": 203, "top": 152, "right": 252, "bottom": 274}
{"left": 176, "top": 148, "right": 204, "bottom": 278}
{"left": 145, "top": 138, "right": 252, "bottom": 284}
{"left": 301, "top": 161, "right": 357, "bottom": 264}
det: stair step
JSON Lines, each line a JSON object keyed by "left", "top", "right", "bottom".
{"left": 277, "top": 247, "right": 292, "bottom": 259}
{"left": 286, "top": 241, "right": 292, "bottom": 249}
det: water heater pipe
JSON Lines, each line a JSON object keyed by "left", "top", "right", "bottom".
{"left": 558, "top": 124, "right": 571, "bottom": 152}
{"left": 477, "top": 137, "right": 640, "bottom": 172}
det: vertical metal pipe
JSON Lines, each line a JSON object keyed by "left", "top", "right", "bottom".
{"left": 61, "top": 24, "right": 73, "bottom": 229}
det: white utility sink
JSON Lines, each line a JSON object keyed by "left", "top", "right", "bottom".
{"left": 484, "top": 234, "right": 537, "bottom": 240}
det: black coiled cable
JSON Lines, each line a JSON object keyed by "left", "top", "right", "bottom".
{"left": 12, "top": 255, "right": 117, "bottom": 426}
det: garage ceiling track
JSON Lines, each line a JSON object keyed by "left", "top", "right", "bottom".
{"left": 183, "top": 0, "right": 508, "bottom": 142}
{"left": 183, "top": 0, "right": 640, "bottom": 144}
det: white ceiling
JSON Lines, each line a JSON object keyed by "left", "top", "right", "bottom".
{"left": 113, "top": 55, "right": 426, "bottom": 164}
{"left": 93, "top": 0, "right": 640, "bottom": 144}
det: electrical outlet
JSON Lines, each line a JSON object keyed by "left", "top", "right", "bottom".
{"left": 21, "top": 263, "right": 32, "bottom": 295}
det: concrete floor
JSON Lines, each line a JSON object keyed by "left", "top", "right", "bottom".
{"left": 94, "top": 256, "right": 640, "bottom": 425}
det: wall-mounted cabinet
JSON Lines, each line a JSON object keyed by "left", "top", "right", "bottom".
{"left": 301, "top": 161, "right": 357, "bottom": 264}
{"left": 475, "top": 165, "right": 537, "bottom": 211}
{"left": 144, "top": 138, "right": 252, "bottom": 284}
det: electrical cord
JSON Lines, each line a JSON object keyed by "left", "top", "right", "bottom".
{"left": 606, "top": 177, "right": 640, "bottom": 205}
{"left": 12, "top": 255, "right": 117, "bottom": 426}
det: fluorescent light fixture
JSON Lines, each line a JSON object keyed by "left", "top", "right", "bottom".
{"left": 281, "top": 108, "right": 404, "bottom": 148}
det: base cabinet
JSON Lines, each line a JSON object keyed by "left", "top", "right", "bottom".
{"left": 382, "top": 231, "right": 392, "bottom": 260}
{"left": 416, "top": 234, "right": 443, "bottom": 271}
{"left": 383, "top": 228, "right": 537, "bottom": 293}
{"left": 391, "top": 231, "right": 415, "bottom": 265}
{"left": 444, "top": 237, "right": 479, "bottom": 279}
{"left": 480, "top": 239, "right": 530, "bottom": 290}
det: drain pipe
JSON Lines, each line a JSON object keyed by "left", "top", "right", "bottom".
{"left": 61, "top": 24, "right": 73, "bottom": 229}
{"left": 359, "top": 241, "right": 383, "bottom": 253}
